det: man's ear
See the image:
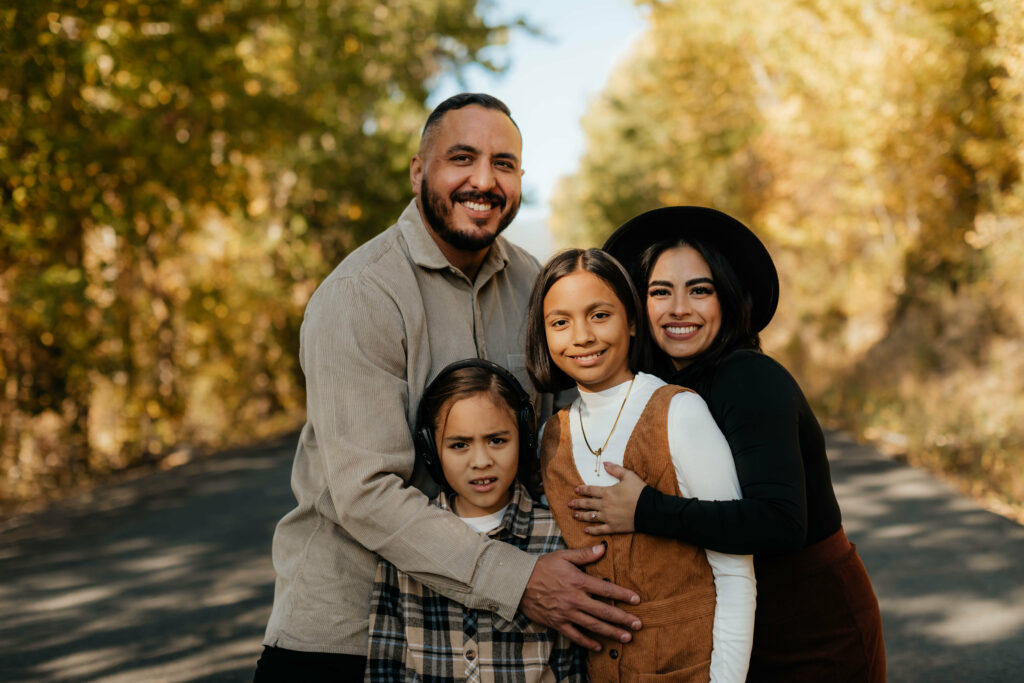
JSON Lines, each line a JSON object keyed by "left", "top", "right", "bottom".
{"left": 410, "top": 154, "right": 423, "bottom": 195}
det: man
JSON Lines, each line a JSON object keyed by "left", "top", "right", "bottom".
{"left": 256, "top": 94, "right": 641, "bottom": 681}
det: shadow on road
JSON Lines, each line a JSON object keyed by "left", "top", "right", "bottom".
{"left": 829, "top": 431, "right": 1024, "bottom": 682}
{"left": 0, "top": 434, "right": 299, "bottom": 682}
{"left": 1, "top": 430, "right": 1022, "bottom": 681}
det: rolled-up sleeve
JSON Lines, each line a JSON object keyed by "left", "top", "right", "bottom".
{"left": 302, "top": 276, "right": 536, "bottom": 620}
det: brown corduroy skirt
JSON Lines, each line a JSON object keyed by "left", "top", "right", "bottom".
{"left": 747, "top": 527, "right": 886, "bottom": 683}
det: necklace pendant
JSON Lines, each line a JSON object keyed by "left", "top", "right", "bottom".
{"left": 595, "top": 447, "right": 603, "bottom": 456}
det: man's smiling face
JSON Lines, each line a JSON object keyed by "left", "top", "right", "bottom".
{"left": 411, "top": 105, "right": 523, "bottom": 255}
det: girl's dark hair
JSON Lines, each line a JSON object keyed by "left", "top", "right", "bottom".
{"left": 526, "top": 248, "right": 649, "bottom": 393}
{"left": 419, "top": 364, "right": 538, "bottom": 495}
{"left": 637, "top": 238, "right": 760, "bottom": 388}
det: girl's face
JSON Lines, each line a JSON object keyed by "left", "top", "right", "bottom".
{"left": 646, "top": 246, "right": 722, "bottom": 370}
{"left": 437, "top": 392, "right": 519, "bottom": 518}
{"left": 542, "top": 269, "right": 635, "bottom": 392}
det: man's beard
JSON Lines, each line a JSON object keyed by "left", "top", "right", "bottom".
{"left": 420, "top": 175, "right": 519, "bottom": 251}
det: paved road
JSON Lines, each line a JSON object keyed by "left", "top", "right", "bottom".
{"left": 1, "top": 431, "right": 1022, "bottom": 682}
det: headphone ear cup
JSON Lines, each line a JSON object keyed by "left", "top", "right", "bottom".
{"left": 519, "top": 403, "right": 537, "bottom": 455}
{"left": 415, "top": 425, "right": 445, "bottom": 487}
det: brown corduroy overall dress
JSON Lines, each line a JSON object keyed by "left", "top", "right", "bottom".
{"left": 541, "top": 385, "right": 717, "bottom": 682}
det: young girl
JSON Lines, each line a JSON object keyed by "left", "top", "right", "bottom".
{"left": 365, "top": 358, "right": 585, "bottom": 682}
{"left": 525, "top": 249, "right": 755, "bottom": 683}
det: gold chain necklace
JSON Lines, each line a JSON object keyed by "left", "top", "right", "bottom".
{"left": 578, "top": 376, "right": 635, "bottom": 476}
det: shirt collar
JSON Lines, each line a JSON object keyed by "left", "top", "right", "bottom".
{"left": 398, "top": 198, "right": 511, "bottom": 286}
{"left": 436, "top": 480, "right": 533, "bottom": 540}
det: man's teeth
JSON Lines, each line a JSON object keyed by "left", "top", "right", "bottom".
{"left": 667, "top": 325, "right": 698, "bottom": 334}
{"left": 461, "top": 200, "right": 492, "bottom": 211}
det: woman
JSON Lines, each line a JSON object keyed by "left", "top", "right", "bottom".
{"left": 571, "top": 206, "right": 885, "bottom": 682}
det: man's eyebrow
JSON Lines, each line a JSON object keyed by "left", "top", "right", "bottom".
{"left": 445, "top": 144, "right": 479, "bottom": 156}
{"left": 493, "top": 151, "right": 520, "bottom": 164}
{"left": 444, "top": 144, "right": 520, "bottom": 165}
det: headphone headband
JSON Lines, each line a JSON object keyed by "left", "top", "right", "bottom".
{"left": 414, "top": 358, "right": 537, "bottom": 493}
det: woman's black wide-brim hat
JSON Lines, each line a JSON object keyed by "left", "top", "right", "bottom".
{"left": 602, "top": 206, "right": 779, "bottom": 331}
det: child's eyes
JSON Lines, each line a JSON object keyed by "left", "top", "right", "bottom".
{"left": 447, "top": 441, "right": 469, "bottom": 450}
{"left": 489, "top": 436, "right": 509, "bottom": 446}
{"left": 548, "top": 318, "right": 568, "bottom": 328}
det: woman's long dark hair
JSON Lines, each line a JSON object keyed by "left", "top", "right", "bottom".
{"left": 637, "top": 237, "right": 761, "bottom": 393}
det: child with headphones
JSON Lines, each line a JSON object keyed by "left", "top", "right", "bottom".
{"left": 365, "top": 359, "right": 585, "bottom": 682}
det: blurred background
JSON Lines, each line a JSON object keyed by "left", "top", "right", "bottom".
{"left": 2, "top": 0, "right": 1023, "bottom": 522}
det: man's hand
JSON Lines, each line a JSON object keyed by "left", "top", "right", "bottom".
{"left": 520, "top": 543, "right": 641, "bottom": 651}
{"left": 569, "top": 462, "right": 646, "bottom": 534}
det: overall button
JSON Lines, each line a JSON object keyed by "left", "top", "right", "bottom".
{"left": 609, "top": 649, "right": 619, "bottom": 659}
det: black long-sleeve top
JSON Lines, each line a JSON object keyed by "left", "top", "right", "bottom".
{"left": 634, "top": 349, "right": 842, "bottom": 556}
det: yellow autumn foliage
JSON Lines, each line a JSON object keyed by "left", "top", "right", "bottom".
{"left": 554, "top": 0, "right": 1024, "bottom": 515}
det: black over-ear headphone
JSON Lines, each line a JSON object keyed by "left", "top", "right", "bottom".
{"left": 414, "top": 358, "right": 537, "bottom": 492}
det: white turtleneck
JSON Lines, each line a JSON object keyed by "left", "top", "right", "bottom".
{"left": 566, "top": 372, "right": 755, "bottom": 683}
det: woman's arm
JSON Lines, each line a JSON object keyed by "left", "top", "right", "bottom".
{"left": 572, "top": 354, "right": 808, "bottom": 554}
{"left": 642, "top": 355, "right": 807, "bottom": 553}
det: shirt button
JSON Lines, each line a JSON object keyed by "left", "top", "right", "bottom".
{"left": 609, "top": 649, "right": 619, "bottom": 659}
{"left": 466, "top": 650, "right": 477, "bottom": 661}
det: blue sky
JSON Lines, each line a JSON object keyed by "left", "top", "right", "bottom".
{"left": 429, "top": 1, "right": 647, "bottom": 260}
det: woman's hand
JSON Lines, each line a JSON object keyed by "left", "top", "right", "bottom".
{"left": 569, "top": 462, "right": 646, "bottom": 535}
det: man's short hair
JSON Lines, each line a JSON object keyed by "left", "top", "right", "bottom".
{"left": 419, "top": 93, "right": 519, "bottom": 152}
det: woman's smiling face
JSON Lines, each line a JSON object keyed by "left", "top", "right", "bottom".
{"left": 646, "top": 246, "right": 722, "bottom": 370}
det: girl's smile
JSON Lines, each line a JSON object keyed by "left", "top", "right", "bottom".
{"left": 542, "top": 270, "right": 635, "bottom": 392}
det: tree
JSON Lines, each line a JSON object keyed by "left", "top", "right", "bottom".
{"left": 1, "top": 0, "right": 517, "bottom": 502}
{"left": 554, "top": 0, "right": 1024, "bottom": 508}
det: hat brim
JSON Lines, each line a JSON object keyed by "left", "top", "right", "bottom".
{"left": 602, "top": 206, "right": 779, "bottom": 331}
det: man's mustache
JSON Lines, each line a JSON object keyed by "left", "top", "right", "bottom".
{"left": 452, "top": 190, "right": 506, "bottom": 209}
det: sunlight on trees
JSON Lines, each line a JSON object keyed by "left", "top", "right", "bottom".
{"left": 0, "top": 0, "right": 516, "bottom": 503}
{"left": 553, "top": 0, "right": 1024, "bottom": 512}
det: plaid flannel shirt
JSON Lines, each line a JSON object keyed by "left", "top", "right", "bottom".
{"left": 366, "top": 481, "right": 586, "bottom": 682}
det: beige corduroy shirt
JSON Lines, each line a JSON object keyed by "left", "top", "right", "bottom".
{"left": 262, "top": 199, "right": 549, "bottom": 655}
